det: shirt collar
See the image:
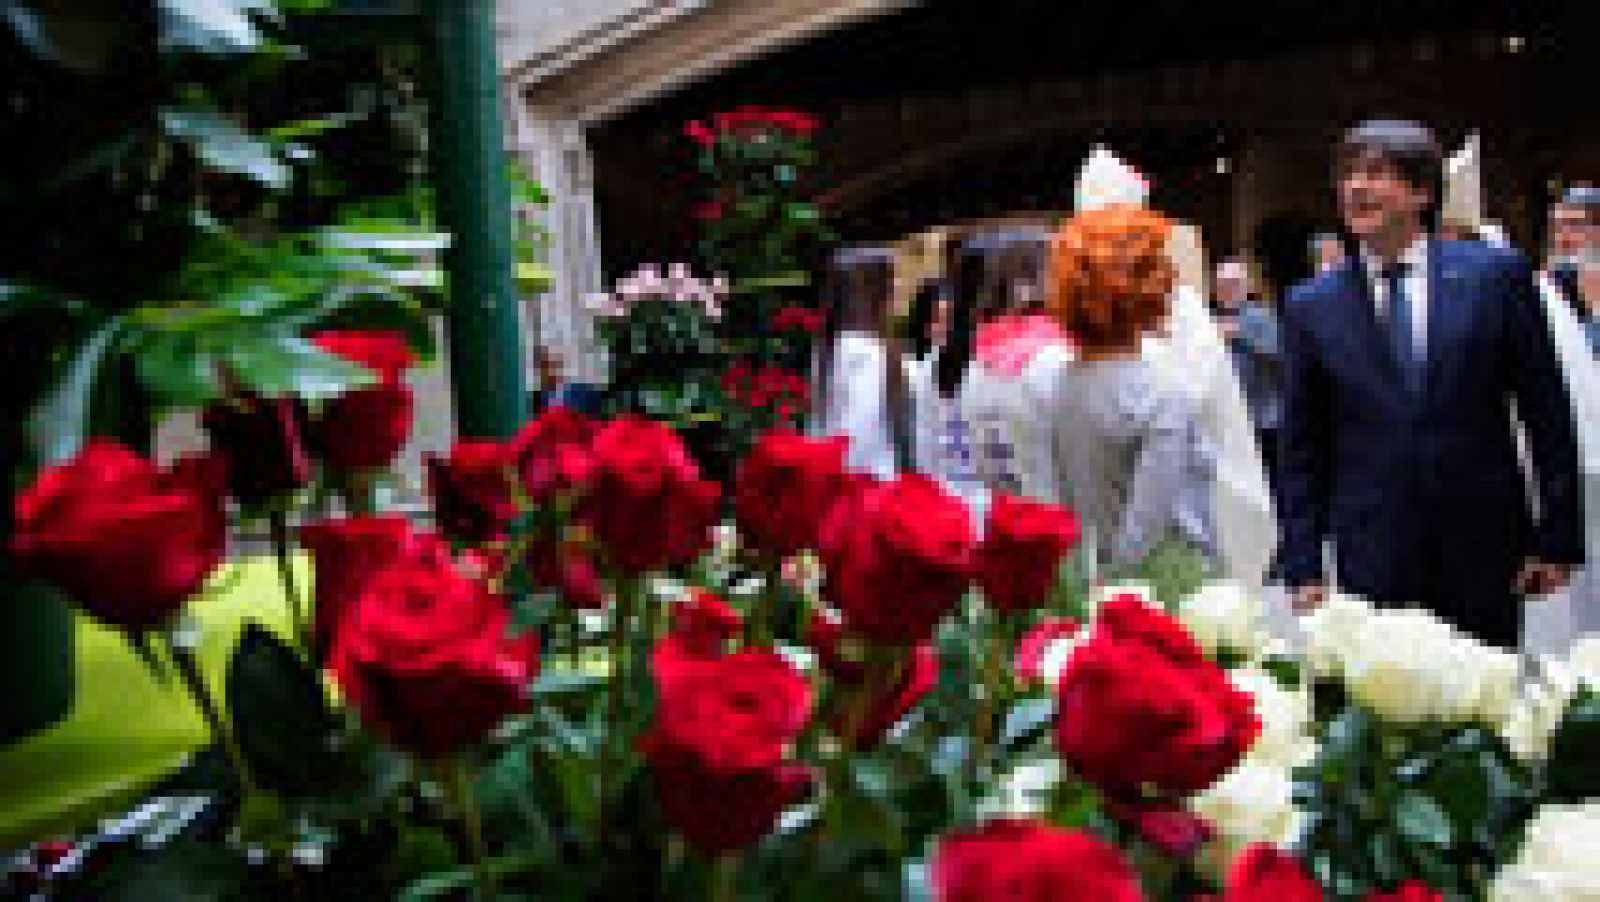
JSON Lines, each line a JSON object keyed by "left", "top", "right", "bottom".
{"left": 1361, "top": 235, "right": 1430, "bottom": 277}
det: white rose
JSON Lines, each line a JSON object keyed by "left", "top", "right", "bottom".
{"left": 1190, "top": 761, "right": 1305, "bottom": 881}
{"left": 1228, "top": 667, "right": 1317, "bottom": 768}
{"left": 1177, "top": 580, "right": 1262, "bottom": 659}
{"left": 1301, "top": 592, "right": 1375, "bottom": 678}
{"left": 1335, "top": 606, "right": 1516, "bottom": 727}
{"left": 1341, "top": 609, "right": 1456, "bottom": 724}
{"left": 1491, "top": 802, "right": 1600, "bottom": 901}
{"left": 1467, "top": 646, "right": 1521, "bottom": 729}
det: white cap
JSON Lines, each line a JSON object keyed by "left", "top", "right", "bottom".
{"left": 1074, "top": 145, "right": 1150, "bottom": 212}
{"left": 1442, "top": 131, "right": 1484, "bottom": 229}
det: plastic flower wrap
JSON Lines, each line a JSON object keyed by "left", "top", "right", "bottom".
{"left": 1490, "top": 802, "right": 1600, "bottom": 901}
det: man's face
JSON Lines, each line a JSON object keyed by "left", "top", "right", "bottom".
{"left": 1213, "top": 266, "right": 1249, "bottom": 309}
{"left": 1338, "top": 151, "right": 1430, "bottom": 244}
{"left": 1549, "top": 204, "right": 1597, "bottom": 261}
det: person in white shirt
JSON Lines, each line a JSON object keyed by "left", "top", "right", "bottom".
{"left": 811, "top": 246, "right": 915, "bottom": 480}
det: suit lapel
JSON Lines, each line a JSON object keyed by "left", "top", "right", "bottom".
{"left": 1423, "top": 242, "right": 1464, "bottom": 403}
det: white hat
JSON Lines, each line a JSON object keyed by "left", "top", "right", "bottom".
{"left": 1442, "top": 131, "right": 1484, "bottom": 229}
{"left": 1075, "top": 145, "right": 1150, "bottom": 212}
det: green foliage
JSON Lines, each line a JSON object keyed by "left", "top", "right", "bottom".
{"left": 1293, "top": 705, "right": 1539, "bottom": 900}
{"left": 3, "top": 0, "right": 434, "bottom": 461}
{"left": 1544, "top": 686, "right": 1600, "bottom": 803}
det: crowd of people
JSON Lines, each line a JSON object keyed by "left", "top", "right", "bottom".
{"left": 811, "top": 119, "right": 1599, "bottom": 652}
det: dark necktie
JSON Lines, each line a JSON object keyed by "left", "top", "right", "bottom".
{"left": 1384, "top": 263, "right": 1418, "bottom": 390}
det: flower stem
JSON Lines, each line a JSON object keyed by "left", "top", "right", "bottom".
{"left": 973, "top": 615, "right": 1010, "bottom": 781}
{"left": 600, "top": 576, "right": 638, "bottom": 835}
{"left": 711, "top": 852, "right": 738, "bottom": 902}
{"left": 162, "top": 632, "right": 256, "bottom": 794}
{"left": 267, "top": 509, "right": 309, "bottom": 653}
{"left": 448, "top": 756, "right": 495, "bottom": 900}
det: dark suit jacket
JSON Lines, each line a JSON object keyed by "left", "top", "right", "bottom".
{"left": 1278, "top": 239, "right": 1584, "bottom": 643}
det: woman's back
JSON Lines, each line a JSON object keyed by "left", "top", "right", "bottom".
{"left": 1051, "top": 357, "right": 1213, "bottom": 572}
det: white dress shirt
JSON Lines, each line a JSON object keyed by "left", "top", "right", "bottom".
{"left": 1360, "top": 237, "right": 1431, "bottom": 362}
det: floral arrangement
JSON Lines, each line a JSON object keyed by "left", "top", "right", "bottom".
{"left": 684, "top": 106, "right": 833, "bottom": 470}
{"left": 588, "top": 263, "right": 729, "bottom": 440}
{"left": 9, "top": 371, "right": 1600, "bottom": 898}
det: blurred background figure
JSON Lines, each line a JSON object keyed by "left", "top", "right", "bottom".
{"left": 1213, "top": 258, "right": 1284, "bottom": 493}
{"left": 1547, "top": 185, "right": 1600, "bottom": 354}
{"left": 1309, "top": 231, "right": 1347, "bottom": 275}
{"left": 533, "top": 345, "right": 601, "bottom": 414}
{"left": 812, "top": 245, "right": 915, "bottom": 479}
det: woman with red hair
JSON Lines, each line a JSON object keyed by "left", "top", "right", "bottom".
{"left": 1046, "top": 206, "right": 1218, "bottom": 575}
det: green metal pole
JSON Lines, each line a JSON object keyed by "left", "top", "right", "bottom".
{"left": 425, "top": 0, "right": 527, "bottom": 439}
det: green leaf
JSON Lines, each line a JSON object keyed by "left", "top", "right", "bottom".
{"left": 997, "top": 697, "right": 1055, "bottom": 755}
{"left": 1395, "top": 792, "right": 1453, "bottom": 848}
{"left": 135, "top": 333, "right": 221, "bottom": 408}
{"left": 28, "top": 315, "right": 125, "bottom": 463}
{"left": 226, "top": 623, "right": 347, "bottom": 798}
{"left": 529, "top": 669, "right": 606, "bottom": 699}
{"left": 1546, "top": 685, "right": 1600, "bottom": 801}
{"left": 155, "top": 0, "right": 273, "bottom": 54}
{"left": 160, "top": 106, "right": 290, "bottom": 188}
{"left": 83, "top": 842, "right": 254, "bottom": 901}
{"left": 224, "top": 330, "right": 373, "bottom": 401}
{"left": 0, "top": 280, "right": 84, "bottom": 320}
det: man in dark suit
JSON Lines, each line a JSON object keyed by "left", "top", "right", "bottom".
{"left": 1279, "top": 120, "right": 1584, "bottom": 647}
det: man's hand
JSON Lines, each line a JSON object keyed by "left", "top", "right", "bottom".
{"left": 1290, "top": 583, "right": 1328, "bottom": 613}
{"left": 1514, "top": 559, "right": 1576, "bottom": 597}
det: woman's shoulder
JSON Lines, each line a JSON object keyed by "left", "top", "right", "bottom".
{"left": 1069, "top": 358, "right": 1197, "bottom": 430}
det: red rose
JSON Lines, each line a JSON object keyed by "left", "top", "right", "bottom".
{"left": 691, "top": 200, "right": 724, "bottom": 221}
{"left": 330, "top": 554, "right": 536, "bottom": 758}
{"left": 833, "top": 643, "right": 938, "bottom": 749}
{"left": 932, "top": 819, "right": 1146, "bottom": 902}
{"left": 974, "top": 493, "right": 1080, "bottom": 613}
{"left": 1055, "top": 598, "right": 1258, "bottom": 800}
{"left": 300, "top": 516, "right": 443, "bottom": 653}
{"left": 735, "top": 430, "right": 852, "bottom": 559}
{"left": 1014, "top": 616, "right": 1081, "bottom": 685}
{"left": 1365, "top": 882, "right": 1442, "bottom": 902}
{"left": 526, "top": 538, "right": 605, "bottom": 610}
{"left": 1101, "top": 798, "right": 1214, "bottom": 857}
{"left": 642, "top": 736, "right": 813, "bottom": 855}
{"left": 649, "top": 643, "right": 810, "bottom": 772}
{"left": 309, "top": 330, "right": 416, "bottom": 472}
{"left": 426, "top": 439, "right": 518, "bottom": 545}
{"left": 683, "top": 119, "right": 715, "bottom": 147}
{"left": 12, "top": 441, "right": 227, "bottom": 630}
{"left": 817, "top": 474, "right": 975, "bottom": 646}
{"left": 1221, "top": 846, "right": 1323, "bottom": 902}
{"left": 201, "top": 393, "right": 311, "bottom": 508}
{"left": 310, "top": 329, "right": 416, "bottom": 382}
{"left": 1096, "top": 593, "right": 1209, "bottom": 665}
{"left": 512, "top": 408, "right": 596, "bottom": 505}
{"left": 313, "top": 383, "right": 413, "bottom": 472}
{"left": 668, "top": 589, "right": 743, "bottom": 657}
{"left": 771, "top": 306, "right": 823, "bottom": 333}
{"left": 582, "top": 416, "right": 719, "bottom": 575}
